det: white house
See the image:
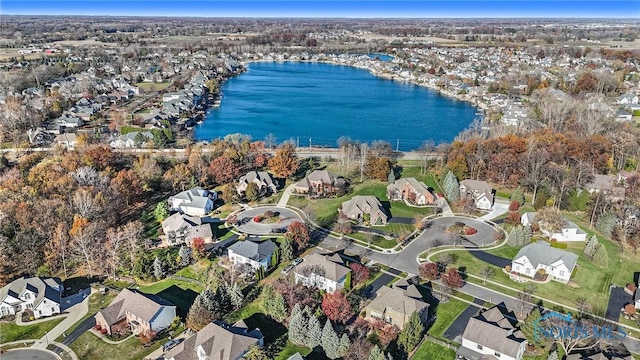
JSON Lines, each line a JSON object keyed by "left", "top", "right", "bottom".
{"left": 53, "top": 133, "right": 77, "bottom": 149}
{"left": 511, "top": 242, "right": 578, "bottom": 284}
{"left": 616, "top": 93, "right": 639, "bottom": 105}
{"left": 521, "top": 212, "right": 587, "bottom": 242}
{"left": 227, "top": 239, "right": 276, "bottom": 271}
{"left": 109, "top": 131, "right": 154, "bottom": 149}
{"left": 457, "top": 304, "right": 526, "bottom": 360}
{"left": 459, "top": 179, "right": 494, "bottom": 210}
{"left": 0, "top": 277, "right": 62, "bottom": 319}
{"left": 168, "top": 187, "right": 217, "bottom": 216}
{"left": 294, "top": 253, "right": 351, "bottom": 293}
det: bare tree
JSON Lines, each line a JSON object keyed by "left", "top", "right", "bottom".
{"left": 480, "top": 266, "right": 494, "bottom": 284}
{"left": 574, "top": 296, "right": 590, "bottom": 318}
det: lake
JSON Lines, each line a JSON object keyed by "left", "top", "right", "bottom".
{"left": 194, "top": 61, "right": 478, "bottom": 151}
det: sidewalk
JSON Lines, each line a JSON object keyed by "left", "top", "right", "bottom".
{"left": 277, "top": 183, "right": 294, "bottom": 207}
{"left": 15, "top": 312, "right": 68, "bottom": 326}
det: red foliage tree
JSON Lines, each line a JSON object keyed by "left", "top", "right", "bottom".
{"left": 508, "top": 200, "right": 520, "bottom": 212}
{"left": 321, "top": 291, "right": 353, "bottom": 324}
{"left": 443, "top": 267, "right": 464, "bottom": 288}
{"left": 209, "top": 154, "right": 242, "bottom": 186}
{"left": 505, "top": 211, "right": 522, "bottom": 225}
{"left": 82, "top": 145, "right": 118, "bottom": 171}
{"left": 272, "top": 280, "right": 320, "bottom": 310}
{"left": 285, "top": 222, "right": 310, "bottom": 250}
{"left": 191, "top": 237, "right": 206, "bottom": 259}
{"left": 349, "top": 263, "right": 370, "bottom": 285}
{"left": 419, "top": 262, "right": 440, "bottom": 280}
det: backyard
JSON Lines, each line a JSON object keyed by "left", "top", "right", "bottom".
{"left": 0, "top": 317, "right": 65, "bottom": 344}
{"left": 137, "top": 278, "right": 204, "bottom": 318}
{"left": 412, "top": 340, "right": 456, "bottom": 360}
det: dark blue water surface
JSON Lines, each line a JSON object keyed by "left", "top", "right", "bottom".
{"left": 194, "top": 61, "right": 478, "bottom": 151}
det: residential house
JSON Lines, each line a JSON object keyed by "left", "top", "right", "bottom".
{"left": 340, "top": 195, "right": 388, "bottom": 225}
{"left": 53, "top": 133, "right": 77, "bottom": 149}
{"left": 364, "top": 285, "right": 429, "bottom": 330}
{"left": 616, "top": 108, "right": 633, "bottom": 122}
{"left": 511, "top": 241, "right": 578, "bottom": 283}
{"left": 236, "top": 171, "right": 279, "bottom": 197}
{"left": 387, "top": 177, "right": 436, "bottom": 205}
{"left": 55, "top": 113, "right": 84, "bottom": 129}
{"left": 164, "top": 320, "right": 264, "bottom": 360}
{"left": 109, "top": 131, "right": 154, "bottom": 149}
{"left": 616, "top": 93, "right": 639, "bottom": 105}
{"left": 294, "top": 253, "right": 351, "bottom": 293}
{"left": 584, "top": 174, "right": 626, "bottom": 203}
{"left": 456, "top": 303, "right": 526, "bottom": 360}
{"left": 617, "top": 170, "right": 639, "bottom": 185}
{"left": 94, "top": 288, "right": 176, "bottom": 336}
{"left": 227, "top": 239, "right": 277, "bottom": 271}
{"left": 521, "top": 212, "right": 587, "bottom": 242}
{"left": 459, "top": 179, "right": 495, "bottom": 210}
{"left": 0, "top": 276, "right": 62, "bottom": 319}
{"left": 168, "top": 187, "right": 217, "bottom": 216}
{"left": 161, "top": 213, "right": 214, "bottom": 246}
{"left": 27, "top": 128, "right": 53, "bottom": 146}
{"left": 294, "top": 170, "right": 348, "bottom": 195}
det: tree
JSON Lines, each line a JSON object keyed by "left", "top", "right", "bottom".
{"left": 153, "top": 256, "right": 165, "bottom": 279}
{"left": 70, "top": 215, "right": 100, "bottom": 278}
{"left": 413, "top": 214, "right": 426, "bottom": 231}
{"left": 387, "top": 169, "right": 396, "bottom": 184}
{"left": 535, "top": 207, "right": 565, "bottom": 236}
{"left": 280, "top": 237, "right": 294, "bottom": 262}
{"left": 186, "top": 291, "right": 215, "bottom": 330}
{"left": 480, "top": 266, "right": 494, "bottom": 284}
{"left": 269, "top": 142, "right": 298, "bottom": 178}
{"left": 288, "top": 304, "right": 308, "bottom": 345}
{"left": 339, "top": 333, "right": 351, "bottom": 358}
{"left": 510, "top": 187, "right": 525, "bottom": 205}
{"left": 419, "top": 262, "right": 440, "bottom": 281}
{"left": 154, "top": 201, "right": 168, "bottom": 223}
{"left": 548, "top": 350, "right": 559, "bottom": 360}
{"left": 592, "top": 243, "right": 609, "bottom": 267}
{"left": 209, "top": 155, "right": 242, "bottom": 185}
{"left": 574, "top": 296, "right": 590, "bottom": 318}
{"left": 178, "top": 245, "right": 192, "bottom": 267}
{"left": 261, "top": 285, "right": 288, "bottom": 322}
{"left": 349, "top": 263, "right": 370, "bottom": 285}
{"left": 307, "top": 314, "right": 322, "bottom": 349}
{"left": 105, "top": 226, "right": 127, "bottom": 280}
{"left": 322, "top": 319, "right": 341, "bottom": 359}
{"left": 520, "top": 308, "right": 544, "bottom": 347}
{"left": 229, "top": 282, "right": 244, "bottom": 309}
{"left": 397, "top": 312, "right": 424, "bottom": 352}
{"left": 584, "top": 235, "right": 599, "bottom": 258}
{"left": 111, "top": 169, "right": 143, "bottom": 206}
{"left": 322, "top": 291, "right": 353, "bottom": 324}
{"left": 192, "top": 237, "right": 206, "bottom": 260}
{"left": 366, "top": 156, "right": 393, "bottom": 181}
{"left": 537, "top": 313, "right": 608, "bottom": 355}
{"left": 245, "top": 182, "right": 259, "bottom": 201}
{"left": 368, "top": 345, "right": 386, "bottom": 360}
{"left": 285, "top": 222, "right": 310, "bottom": 250}
{"left": 243, "top": 345, "right": 268, "bottom": 360}
{"left": 443, "top": 267, "right": 464, "bottom": 288}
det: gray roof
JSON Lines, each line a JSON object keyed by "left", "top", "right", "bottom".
{"left": 586, "top": 174, "right": 615, "bottom": 192}
{"left": 228, "top": 239, "right": 276, "bottom": 262}
{"left": 170, "top": 187, "right": 214, "bottom": 209}
{"left": 165, "top": 321, "right": 262, "bottom": 360}
{"left": 162, "top": 213, "right": 213, "bottom": 243}
{"left": 513, "top": 241, "right": 578, "bottom": 271}
{"left": 0, "top": 276, "right": 62, "bottom": 308}
{"left": 461, "top": 304, "right": 525, "bottom": 358}
{"left": 287, "top": 353, "right": 305, "bottom": 360}
{"left": 96, "top": 288, "right": 175, "bottom": 326}
{"left": 367, "top": 286, "right": 429, "bottom": 317}
{"left": 460, "top": 179, "right": 494, "bottom": 202}
{"left": 295, "top": 253, "right": 350, "bottom": 283}
{"left": 239, "top": 171, "right": 276, "bottom": 187}
{"left": 341, "top": 195, "right": 387, "bottom": 219}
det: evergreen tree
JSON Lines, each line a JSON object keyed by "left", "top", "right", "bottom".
{"left": 153, "top": 256, "right": 165, "bottom": 279}
{"left": 229, "top": 282, "right": 244, "bottom": 309}
{"left": 507, "top": 228, "right": 519, "bottom": 246}
{"left": 595, "top": 212, "right": 617, "bottom": 238}
{"left": 154, "top": 201, "right": 168, "bottom": 222}
{"left": 593, "top": 243, "right": 609, "bottom": 267}
{"left": 178, "top": 245, "right": 192, "bottom": 267}
{"left": 584, "top": 235, "right": 599, "bottom": 258}
{"left": 388, "top": 169, "right": 396, "bottom": 184}
{"left": 397, "top": 312, "right": 424, "bottom": 352}
{"left": 271, "top": 248, "right": 279, "bottom": 268}
{"left": 522, "top": 226, "right": 533, "bottom": 245}
{"left": 215, "top": 283, "right": 232, "bottom": 313}
{"left": 339, "top": 333, "right": 351, "bottom": 357}
{"left": 520, "top": 308, "right": 543, "bottom": 347}
{"left": 307, "top": 314, "right": 322, "bottom": 349}
{"left": 185, "top": 293, "right": 213, "bottom": 330}
{"left": 288, "top": 304, "right": 308, "bottom": 346}
{"left": 369, "top": 345, "right": 386, "bottom": 360}
{"left": 510, "top": 187, "right": 525, "bottom": 205}
{"left": 322, "top": 319, "right": 341, "bottom": 359}
{"left": 548, "top": 350, "right": 559, "bottom": 360}
{"left": 281, "top": 237, "right": 294, "bottom": 262}
{"left": 262, "top": 285, "right": 288, "bottom": 322}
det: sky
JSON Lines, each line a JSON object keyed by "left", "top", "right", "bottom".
{"left": 2, "top": 0, "right": 639, "bottom": 18}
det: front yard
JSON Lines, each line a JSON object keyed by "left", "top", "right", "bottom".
{"left": 70, "top": 329, "right": 167, "bottom": 360}
{"left": 0, "top": 317, "right": 65, "bottom": 344}
{"left": 426, "top": 298, "right": 470, "bottom": 340}
{"left": 412, "top": 340, "right": 456, "bottom": 360}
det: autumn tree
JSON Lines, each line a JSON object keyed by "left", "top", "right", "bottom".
{"left": 285, "top": 222, "right": 310, "bottom": 250}
{"left": 209, "top": 154, "right": 242, "bottom": 185}
{"left": 70, "top": 214, "right": 100, "bottom": 278}
{"left": 349, "top": 263, "right": 370, "bottom": 286}
{"left": 111, "top": 169, "right": 143, "bottom": 206}
{"left": 535, "top": 207, "right": 565, "bottom": 237}
{"left": 366, "top": 156, "right": 393, "bottom": 181}
{"left": 321, "top": 291, "right": 353, "bottom": 324}
{"left": 443, "top": 267, "right": 464, "bottom": 288}
{"left": 419, "top": 262, "right": 440, "bottom": 281}
{"left": 269, "top": 142, "right": 298, "bottom": 178}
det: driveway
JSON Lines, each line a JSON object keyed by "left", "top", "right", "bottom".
{"left": 442, "top": 298, "right": 484, "bottom": 342}
{"left": 234, "top": 207, "right": 302, "bottom": 235}
{"left": 388, "top": 217, "right": 413, "bottom": 225}
{"left": 468, "top": 250, "right": 511, "bottom": 268}
{"left": 61, "top": 315, "right": 95, "bottom": 346}
{"left": 479, "top": 200, "right": 510, "bottom": 221}
{"left": 606, "top": 286, "right": 631, "bottom": 321}
{"left": 367, "top": 273, "right": 395, "bottom": 295}
{"left": 1, "top": 349, "right": 59, "bottom": 360}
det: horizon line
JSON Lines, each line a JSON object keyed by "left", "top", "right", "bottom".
{"left": 4, "top": 14, "right": 639, "bottom": 19}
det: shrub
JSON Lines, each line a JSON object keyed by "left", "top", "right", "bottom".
{"left": 253, "top": 216, "right": 262, "bottom": 223}
{"left": 464, "top": 227, "right": 477, "bottom": 235}
{"left": 550, "top": 241, "right": 568, "bottom": 249}
{"left": 264, "top": 210, "right": 275, "bottom": 218}
{"left": 505, "top": 265, "right": 511, "bottom": 272}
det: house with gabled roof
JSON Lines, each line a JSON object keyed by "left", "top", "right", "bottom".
{"left": 521, "top": 212, "right": 587, "bottom": 242}
{"left": 169, "top": 187, "right": 217, "bottom": 216}
{"left": 294, "top": 170, "right": 348, "bottom": 195}
{"left": 227, "top": 239, "right": 276, "bottom": 271}
{"left": 236, "top": 171, "right": 279, "bottom": 197}
{"left": 511, "top": 241, "right": 578, "bottom": 283}
{"left": 164, "top": 320, "right": 263, "bottom": 360}
{"left": 94, "top": 288, "right": 176, "bottom": 336}
{"left": 387, "top": 177, "right": 436, "bottom": 205}
{"left": 162, "top": 213, "right": 215, "bottom": 246}
{"left": 340, "top": 195, "right": 388, "bottom": 225}
{"left": 460, "top": 179, "right": 495, "bottom": 210}
{"left": 457, "top": 303, "right": 526, "bottom": 360}
{"left": 294, "top": 253, "right": 351, "bottom": 293}
{"left": 0, "top": 276, "right": 62, "bottom": 319}
{"left": 364, "top": 285, "right": 429, "bottom": 330}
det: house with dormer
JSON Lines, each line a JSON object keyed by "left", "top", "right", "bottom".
{"left": 0, "top": 277, "right": 62, "bottom": 319}
{"left": 294, "top": 253, "right": 351, "bottom": 293}
{"left": 294, "top": 170, "right": 348, "bottom": 195}
{"left": 364, "top": 285, "right": 429, "bottom": 330}
{"left": 236, "top": 171, "right": 279, "bottom": 197}
{"left": 459, "top": 179, "right": 495, "bottom": 210}
{"left": 162, "top": 213, "right": 215, "bottom": 246}
{"left": 168, "top": 187, "right": 217, "bottom": 216}
{"left": 387, "top": 177, "right": 436, "bottom": 205}
{"left": 340, "top": 195, "right": 388, "bottom": 225}
{"left": 227, "top": 239, "right": 277, "bottom": 271}
{"left": 511, "top": 241, "right": 578, "bottom": 283}
{"left": 457, "top": 303, "right": 526, "bottom": 360}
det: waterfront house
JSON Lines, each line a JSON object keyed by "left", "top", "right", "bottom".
{"left": 53, "top": 133, "right": 77, "bottom": 149}
{"left": 294, "top": 170, "right": 348, "bottom": 195}
{"left": 0, "top": 276, "right": 62, "bottom": 319}
{"left": 161, "top": 213, "right": 215, "bottom": 246}
{"left": 94, "top": 288, "right": 176, "bottom": 336}
{"left": 109, "top": 131, "right": 154, "bottom": 149}
{"left": 168, "top": 187, "right": 217, "bottom": 216}
{"left": 364, "top": 285, "right": 429, "bottom": 330}
{"left": 164, "top": 320, "right": 264, "bottom": 360}
{"left": 511, "top": 241, "right": 578, "bottom": 283}
{"left": 340, "top": 195, "right": 388, "bottom": 225}
{"left": 236, "top": 171, "right": 279, "bottom": 197}
{"left": 456, "top": 303, "right": 526, "bottom": 360}
{"left": 387, "top": 177, "right": 436, "bottom": 205}
{"left": 294, "top": 253, "right": 351, "bottom": 293}
{"left": 521, "top": 212, "right": 587, "bottom": 242}
{"left": 459, "top": 179, "right": 495, "bottom": 210}
{"left": 227, "top": 239, "right": 277, "bottom": 271}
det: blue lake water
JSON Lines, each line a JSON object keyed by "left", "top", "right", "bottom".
{"left": 194, "top": 61, "right": 478, "bottom": 151}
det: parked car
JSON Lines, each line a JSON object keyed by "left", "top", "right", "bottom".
{"left": 292, "top": 258, "right": 303, "bottom": 266}
{"left": 162, "top": 338, "right": 183, "bottom": 352}
{"left": 282, "top": 264, "right": 295, "bottom": 275}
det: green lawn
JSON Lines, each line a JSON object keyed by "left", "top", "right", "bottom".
{"left": 399, "top": 166, "right": 443, "bottom": 194}
{"left": 137, "top": 279, "right": 204, "bottom": 318}
{"left": 135, "top": 82, "right": 172, "bottom": 92}
{"left": 412, "top": 340, "right": 457, "bottom": 360}
{"left": 57, "top": 291, "right": 118, "bottom": 341}
{"left": 428, "top": 299, "right": 471, "bottom": 339}
{"left": 0, "top": 318, "right": 65, "bottom": 344}
{"left": 275, "top": 342, "right": 312, "bottom": 360}
{"left": 70, "top": 328, "right": 172, "bottom": 360}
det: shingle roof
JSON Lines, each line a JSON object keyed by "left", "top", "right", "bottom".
{"left": 295, "top": 253, "right": 350, "bottom": 283}
{"left": 366, "top": 286, "right": 429, "bottom": 318}
{"left": 0, "top": 276, "right": 62, "bottom": 308}
{"left": 513, "top": 241, "right": 578, "bottom": 271}
{"left": 228, "top": 239, "right": 276, "bottom": 262}
{"left": 165, "top": 321, "right": 262, "bottom": 360}
{"left": 96, "top": 289, "right": 175, "bottom": 326}
{"left": 461, "top": 304, "right": 525, "bottom": 358}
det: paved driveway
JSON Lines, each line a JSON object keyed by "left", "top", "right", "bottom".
{"left": 468, "top": 250, "right": 511, "bottom": 268}
{"left": 606, "top": 286, "right": 631, "bottom": 321}
{"left": 2, "top": 349, "right": 59, "bottom": 360}
{"left": 234, "top": 207, "right": 302, "bottom": 235}
{"left": 442, "top": 298, "right": 484, "bottom": 343}
{"left": 479, "top": 200, "right": 510, "bottom": 221}
{"left": 61, "top": 315, "right": 95, "bottom": 346}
